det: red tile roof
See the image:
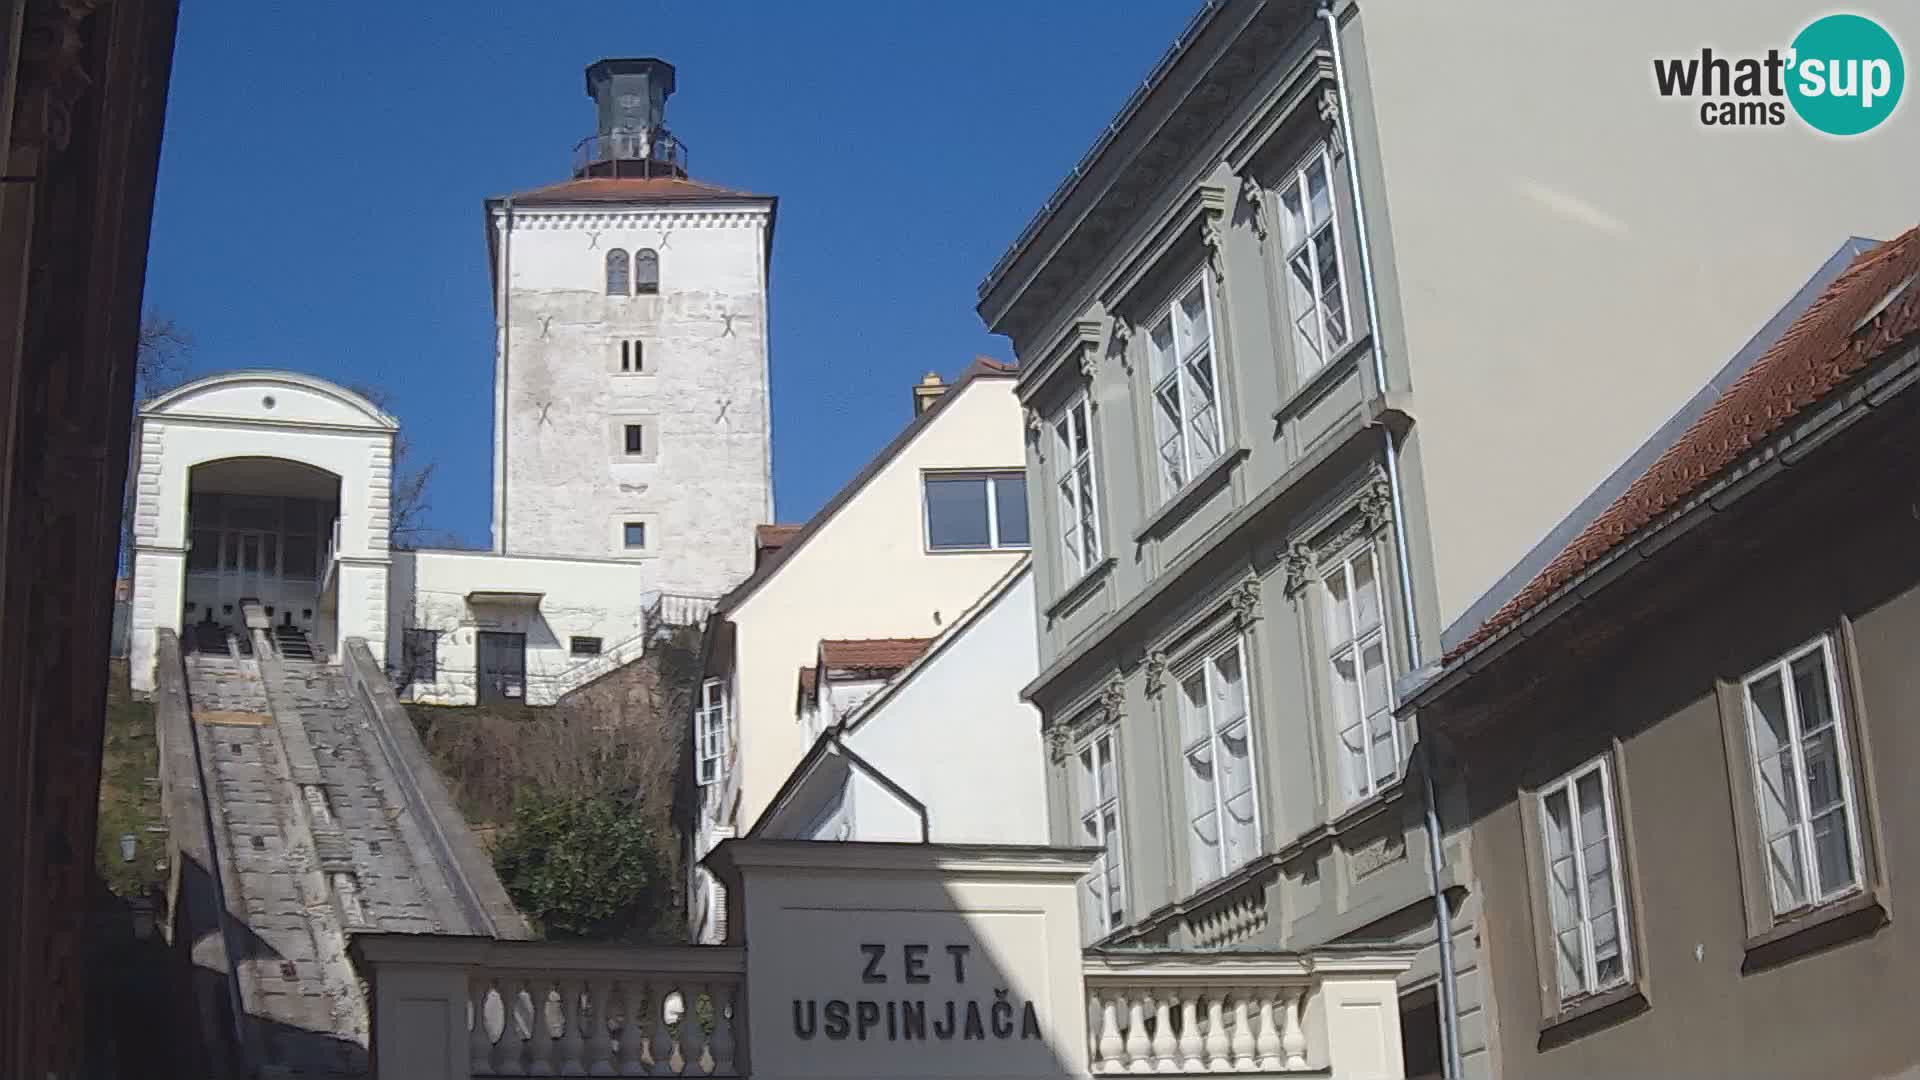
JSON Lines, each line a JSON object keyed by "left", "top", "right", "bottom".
{"left": 818, "top": 638, "right": 935, "bottom": 675}
{"left": 796, "top": 666, "right": 818, "bottom": 703}
{"left": 755, "top": 523, "right": 803, "bottom": 553}
{"left": 506, "top": 176, "right": 770, "bottom": 206}
{"left": 1447, "top": 226, "right": 1920, "bottom": 663}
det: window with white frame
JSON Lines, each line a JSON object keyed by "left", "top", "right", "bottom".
{"left": 1324, "top": 545, "right": 1398, "bottom": 801}
{"left": 1074, "top": 727, "right": 1125, "bottom": 939}
{"left": 1148, "top": 275, "right": 1224, "bottom": 499}
{"left": 1740, "top": 636, "right": 1864, "bottom": 915}
{"left": 1538, "top": 756, "right": 1633, "bottom": 1002}
{"left": 1177, "top": 637, "right": 1259, "bottom": 886}
{"left": 697, "top": 677, "right": 730, "bottom": 786}
{"left": 924, "top": 471, "right": 1030, "bottom": 551}
{"left": 1277, "top": 146, "right": 1351, "bottom": 377}
{"left": 1052, "top": 393, "right": 1102, "bottom": 578}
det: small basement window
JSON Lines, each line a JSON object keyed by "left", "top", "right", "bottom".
{"left": 623, "top": 522, "right": 647, "bottom": 550}
{"left": 624, "top": 424, "right": 645, "bottom": 455}
{"left": 570, "top": 636, "right": 604, "bottom": 658}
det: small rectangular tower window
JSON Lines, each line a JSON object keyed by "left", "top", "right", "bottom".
{"left": 620, "top": 339, "right": 645, "bottom": 373}
{"left": 569, "top": 636, "right": 604, "bottom": 657}
{"left": 624, "top": 424, "right": 645, "bottom": 455}
{"left": 623, "top": 522, "right": 647, "bottom": 549}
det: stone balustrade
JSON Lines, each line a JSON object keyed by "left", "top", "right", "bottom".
{"left": 352, "top": 935, "right": 746, "bottom": 1079}
{"left": 1082, "top": 950, "right": 1412, "bottom": 1077}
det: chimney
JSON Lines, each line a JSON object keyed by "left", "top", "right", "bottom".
{"left": 912, "top": 372, "right": 946, "bottom": 415}
{"left": 577, "top": 59, "right": 685, "bottom": 178}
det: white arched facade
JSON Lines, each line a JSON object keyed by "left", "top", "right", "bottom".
{"left": 128, "top": 371, "right": 397, "bottom": 691}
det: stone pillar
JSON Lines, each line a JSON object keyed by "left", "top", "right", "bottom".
{"left": 130, "top": 547, "right": 185, "bottom": 693}
{"left": 706, "top": 840, "right": 1097, "bottom": 1080}
{"left": 1317, "top": 973, "right": 1408, "bottom": 1080}
{"left": 352, "top": 935, "right": 493, "bottom": 1080}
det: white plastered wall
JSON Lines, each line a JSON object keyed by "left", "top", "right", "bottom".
{"left": 390, "top": 549, "right": 650, "bottom": 707}
{"left": 725, "top": 376, "right": 1028, "bottom": 833}
{"left": 1352, "top": 0, "right": 1920, "bottom": 628}
{"left": 129, "top": 372, "right": 395, "bottom": 692}
{"left": 490, "top": 201, "right": 774, "bottom": 600}
{"left": 836, "top": 566, "right": 1047, "bottom": 845}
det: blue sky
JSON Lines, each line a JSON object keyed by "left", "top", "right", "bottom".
{"left": 144, "top": 2, "right": 1199, "bottom": 546}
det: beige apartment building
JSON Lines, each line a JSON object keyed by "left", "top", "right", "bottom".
{"left": 976, "top": 1, "right": 1917, "bottom": 1076}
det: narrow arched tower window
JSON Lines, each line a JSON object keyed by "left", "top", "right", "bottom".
{"left": 605, "top": 249, "right": 630, "bottom": 295}
{"left": 634, "top": 248, "right": 660, "bottom": 295}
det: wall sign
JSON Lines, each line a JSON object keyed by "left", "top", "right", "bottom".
{"left": 791, "top": 943, "right": 1044, "bottom": 1043}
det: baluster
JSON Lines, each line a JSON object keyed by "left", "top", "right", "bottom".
{"left": 1280, "top": 989, "right": 1308, "bottom": 1071}
{"left": 1177, "top": 994, "right": 1204, "bottom": 1072}
{"left": 527, "top": 978, "right": 557, "bottom": 1076}
{"left": 709, "top": 982, "right": 737, "bottom": 1075}
{"left": 559, "top": 978, "right": 588, "bottom": 1075}
{"left": 496, "top": 977, "right": 530, "bottom": 1076}
{"left": 1150, "top": 993, "right": 1178, "bottom": 1072}
{"left": 679, "top": 983, "right": 709, "bottom": 1076}
{"left": 472, "top": 978, "right": 496, "bottom": 1076}
{"left": 587, "top": 978, "right": 615, "bottom": 1075}
{"left": 1254, "top": 993, "right": 1282, "bottom": 1071}
{"left": 1124, "top": 993, "right": 1151, "bottom": 1073}
{"left": 1203, "top": 991, "right": 1229, "bottom": 1072}
{"left": 1096, "top": 993, "right": 1124, "bottom": 1073}
{"left": 1229, "top": 993, "right": 1255, "bottom": 1071}
{"left": 618, "top": 979, "right": 645, "bottom": 1076}
{"left": 648, "top": 983, "right": 675, "bottom": 1075}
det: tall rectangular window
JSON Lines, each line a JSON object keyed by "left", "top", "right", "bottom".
{"left": 1538, "top": 756, "right": 1633, "bottom": 1003}
{"left": 1074, "top": 728, "right": 1125, "bottom": 939}
{"left": 1324, "top": 545, "right": 1398, "bottom": 802}
{"left": 620, "top": 339, "right": 645, "bottom": 373}
{"left": 1178, "top": 637, "right": 1258, "bottom": 885}
{"left": 924, "top": 471, "right": 1029, "bottom": 551}
{"left": 1052, "top": 393, "right": 1102, "bottom": 578}
{"left": 624, "top": 424, "right": 645, "bottom": 455}
{"left": 1149, "top": 276, "right": 1224, "bottom": 499}
{"left": 1741, "top": 636, "right": 1864, "bottom": 915}
{"left": 698, "top": 677, "right": 730, "bottom": 786}
{"left": 1278, "top": 145, "right": 1352, "bottom": 377}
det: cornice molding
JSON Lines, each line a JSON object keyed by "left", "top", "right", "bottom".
{"left": 983, "top": 5, "right": 1321, "bottom": 343}
{"left": 496, "top": 208, "right": 769, "bottom": 232}
{"left": 1046, "top": 673, "right": 1129, "bottom": 764}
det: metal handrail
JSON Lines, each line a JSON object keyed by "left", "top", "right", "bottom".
{"left": 571, "top": 129, "right": 690, "bottom": 178}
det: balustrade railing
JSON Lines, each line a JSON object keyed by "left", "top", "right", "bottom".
{"left": 1083, "top": 953, "right": 1321, "bottom": 1075}
{"left": 352, "top": 936, "right": 745, "bottom": 1079}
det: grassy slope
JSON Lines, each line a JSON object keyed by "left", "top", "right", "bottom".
{"left": 96, "top": 659, "right": 168, "bottom": 899}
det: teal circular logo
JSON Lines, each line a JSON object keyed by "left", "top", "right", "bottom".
{"left": 1787, "top": 14, "right": 1904, "bottom": 135}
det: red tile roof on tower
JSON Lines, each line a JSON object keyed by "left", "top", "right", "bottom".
{"left": 1446, "top": 226, "right": 1920, "bottom": 663}
{"left": 505, "top": 175, "right": 771, "bottom": 206}
{"left": 818, "top": 638, "right": 935, "bottom": 675}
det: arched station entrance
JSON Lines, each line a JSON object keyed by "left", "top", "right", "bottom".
{"left": 182, "top": 457, "right": 341, "bottom": 649}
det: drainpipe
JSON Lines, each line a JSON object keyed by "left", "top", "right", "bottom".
{"left": 1318, "top": 3, "right": 1464, "bottom": 1077}
{"left": 495, "top": 196, "right": 513, "bottom": 555}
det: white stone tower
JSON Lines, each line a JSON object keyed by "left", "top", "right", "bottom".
{"left": 486, "top": 58, "right": 775, "bottom": 601}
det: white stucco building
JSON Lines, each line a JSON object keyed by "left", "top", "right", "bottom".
{"left": 754, "top": 560, "right": 1048, "bottom": 847}
{"left": 688, "top": 360, "right": 1031, "bottom": 942}
{"left": 127, "top": 57, "right": 771, "bottom": 704}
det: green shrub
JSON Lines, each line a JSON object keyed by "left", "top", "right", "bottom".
{"left": 493, "top": 790, "right": 671, "bottom": 941}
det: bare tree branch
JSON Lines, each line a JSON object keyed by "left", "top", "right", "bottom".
{"left": 344, "top": 382, "right": 444, "bottom": 549}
